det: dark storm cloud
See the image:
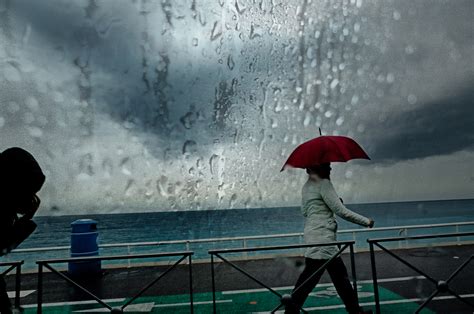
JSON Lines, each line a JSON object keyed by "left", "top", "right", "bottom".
{"left": 3, "top": 1, "right": 237, "bottom": 148}
{"left": 366, "top": 85, "right": 474, "bottom": 162}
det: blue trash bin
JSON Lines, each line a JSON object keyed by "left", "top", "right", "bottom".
{"left": 68, "top": 219, "right": 101, "bottom": 276}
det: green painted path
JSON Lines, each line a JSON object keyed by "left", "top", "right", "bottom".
{"left": 23, "top": 284, "right": 434, "bottom": 313}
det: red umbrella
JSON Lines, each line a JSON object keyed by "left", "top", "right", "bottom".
{"left": 281, "top": 135, "right": 370, "bottom": 171}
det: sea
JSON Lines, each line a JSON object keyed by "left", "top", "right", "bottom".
{"left": 4, "top": 198, "right": 474, "bottom": 269}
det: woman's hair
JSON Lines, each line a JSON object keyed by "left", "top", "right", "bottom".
{"left": 306, "top": 163, "right": 331, "bottom": 180}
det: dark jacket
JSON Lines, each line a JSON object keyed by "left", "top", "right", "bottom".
{"left": 0, "top": 147, "right": 45, "bottom": 256}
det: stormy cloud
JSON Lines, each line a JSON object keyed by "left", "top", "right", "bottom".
{"left": 366, "top": 86, "right": 474, "bottom": 162}
{"left": 1, "top": 0, "right": 473, "bottom": 213}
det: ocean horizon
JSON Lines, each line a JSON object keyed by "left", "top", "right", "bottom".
{"left": 23, "top": 198, "right": 474, "bottom": 249}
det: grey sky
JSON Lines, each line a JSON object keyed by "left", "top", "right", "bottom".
{"left": 0, "top": 0, "right": 473, "bottom": 214}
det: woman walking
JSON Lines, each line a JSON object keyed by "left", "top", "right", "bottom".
{"left": 285, "top": 163, "right": 374, "bottom": 314}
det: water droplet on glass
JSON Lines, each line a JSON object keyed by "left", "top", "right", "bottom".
{"left": 330, "top": 79, "right": 339, "bottom": 89}
{"left": 250, "top": 23, "right": 262, "bottom": 39}
{"left": 405, "top": 45, "right": 415, "bottom": 54}
{"left": 386, "top": 73, "right": 395, "bottom": 83}
{"left": 324, "top": 110, "right": 333, "bottom": 118}
{"left": 303, "top": 113, "right": 311, "bottom": 126}
{"left": 192, "top": 38, "right": 198, "bottom": 46}
{"left": 227, "top": 54, "right": 235, "bottom": 70}
{"left": 393, "top": 11, "right": 401, "bottom": 20}
{"left": 336, "top": 116, "right": 344, "bottom": 126}
{"left": 211, "top": 21, "right": 222, "bottom": 41}
{"left": 183, "top": 140, "right": 197, "bottom": 155}
{"left": 209, "top": 154, "right": 220, "bottom": 175}
{"left": 407, "top": 94, "right": 417, "bottom": 105}
{"left": 120, "top": 157, "right": 132, "bottom": 175}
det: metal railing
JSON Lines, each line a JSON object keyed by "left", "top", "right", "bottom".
{"left": 368, "top": 231, "right": 474, "bottom": 314}
{"left": 209, "top": 240, "right": 357, "bottom": 313}
{"left": 0, "top": 261, "right": 23, "bottom": 309}
{"left": 36, "top": 251, "right": 194, "bottom": 314}
{"left": 12, "top": 221, "right": 474, "bottom": 259}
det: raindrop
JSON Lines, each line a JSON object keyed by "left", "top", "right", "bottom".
{"left": 124, "top": 179, "right": 135, "bottom": 196}
{"left": 336, "top": 116, "right": 344, "bottom": 126}
{"left": 303, "top": 113, "right": 311, "bottom": 126}
{"left": 352, "top": 22, "right": 360, "bottom": 33}
{"left": 209, "top": 154, "right": 220, "bottom": 175}
{"left": 211, "top": 21, "right": 222, "bottom": 41}
{"left": 183, "top": 140, "right": 198, "bottom": 155}
{"left": 271, "top": 118, "right": 278, "bottom": 128}
{"left": 393, "top": 10, "right": 401, "bottom": 20}
{"left": 386, "top": 73, "right": 395, "bottom": 83}
{"left": 330, "top": 79, "right": 339, "bottom": 89}
{"left": 156, "top": 176, "right": 169, "bottom": 197}
{"left": 192, "top": 38, "right": 199, "bottom": 46}
{"left": 274, "top": 102, "right": 283, "bottom": 113}
{"left": 229, "top": 193, "right": 238, "bottom": 208}
{"left": 180, "top": 110, "right": 197, "bottom": 129}
{"left": 120, "top": 157, "right": 132, "bottom": 175}
{"left": 407, "top": 94, "right": 417, "bottom": 105}
{"left": 405, "top": 45, "right": 415, "bottom": 54}
{"left": 235, "top": 0, "right": 246, "bottom": 14}
{"left": 250, "top": 23, "right": 262, "bottom": 39}
{"left": 227, "top": 54, "right": 235, "bottom": 70}
{"left": 351, "top": 95, "right": 359, "bottom": 105}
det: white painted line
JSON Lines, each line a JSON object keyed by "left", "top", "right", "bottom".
{"left": 74, "top": 302, "right": 155, "bottom": 312}
{"left": 21, "top": 298, "right": 126, "bottom": 308}
{"left": 222, "top": 276, "right": 426, "bottom": 295}
{"left": 252, "top": 293, "right": 474, "bottom": 313}
{"left": 153, "top": 300, "right": 233, "bottom": 308}
{"left": 7, "top": 290, "right": 35, "bottom": 298}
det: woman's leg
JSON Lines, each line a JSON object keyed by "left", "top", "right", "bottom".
{"left": 327, "top": 257, "right": 361, "bottom": 314}
{"left": 286, "top": 258, "right": 325, "bottom": 313}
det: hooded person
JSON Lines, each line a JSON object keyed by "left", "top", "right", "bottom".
{"left": 0, "top": 147, "right": 45, "bottom": 313}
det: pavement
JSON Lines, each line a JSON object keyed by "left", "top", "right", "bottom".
{"left": 2, "top": 243, "right": 473, "bottom": 313}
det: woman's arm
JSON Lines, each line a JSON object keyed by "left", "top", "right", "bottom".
{"left": 320, "top": 179, "right": 372, "bottom": 227}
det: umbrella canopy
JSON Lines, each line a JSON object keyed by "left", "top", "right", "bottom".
{"left": 281, "top": 135, "right": 370, "bottom": 171}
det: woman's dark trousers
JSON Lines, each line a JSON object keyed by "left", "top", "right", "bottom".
{"left": 286, "top": 257, "right": 360, "bottom": 314}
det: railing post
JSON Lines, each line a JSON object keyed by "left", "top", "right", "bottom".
{"left": 369, "top": 242, "right": 381, "bottom": 314}
{"left": 211, "top": 254, "right": 217, "bottom": 314}
{"left": 456, "top": 224, "right": 460, "bottom": 243}
{"left": 127, "top": 245, "right": 131, "bottom": 268}
{"left": 188, "top": 254, "right": 194, "bottom": 314}
{"left": 14, "top": 262, "right": 21, "bottom": 309}
{"left": 404, "top": 228, "right": 408, "bottom": 248}
{"left": 349, "top": 244, "right": 359, "bottom": 306}
{"left": 243, "top": 239, "right": 248, "bottom": 260}
{"left": 37, "top": 263, "right": 43, "bottom": 314}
